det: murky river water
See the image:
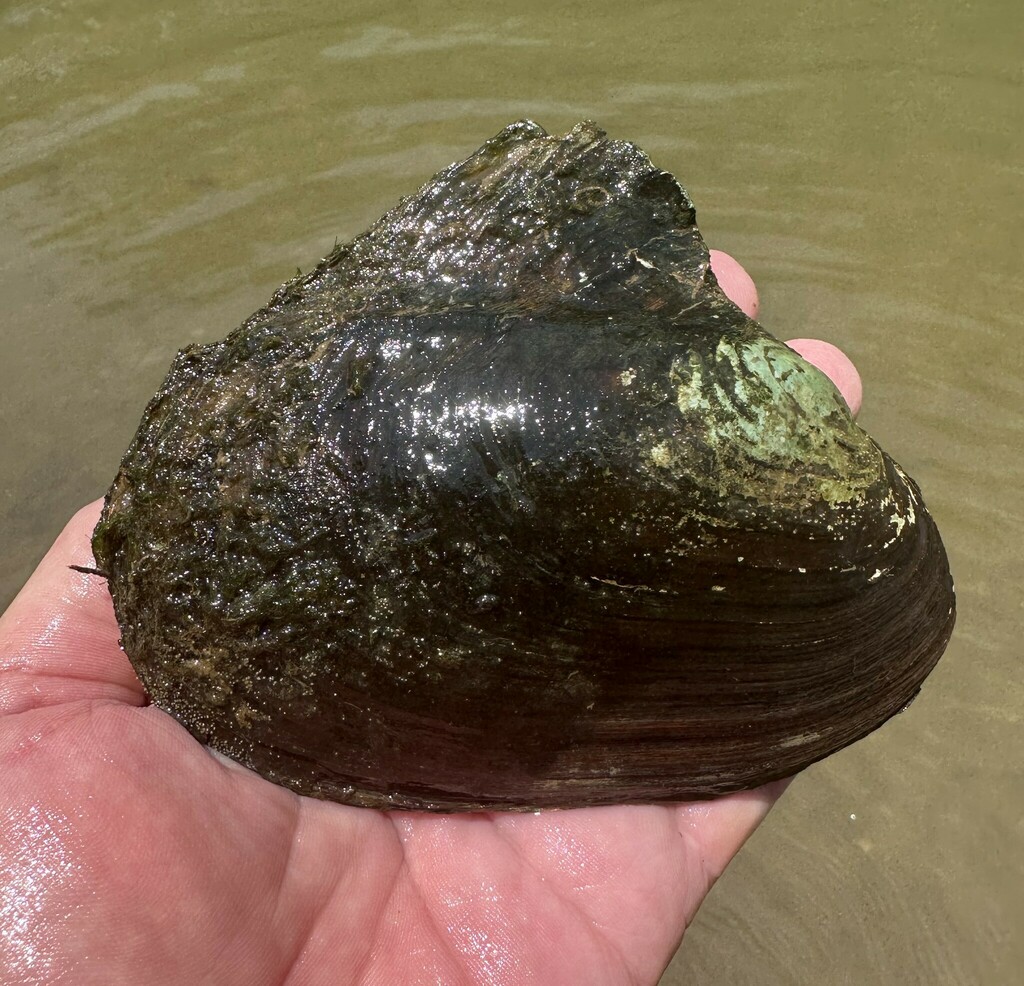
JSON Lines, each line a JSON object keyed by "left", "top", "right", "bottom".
{"left": 2, "top": 1, "right": 1021, "bottom": 982}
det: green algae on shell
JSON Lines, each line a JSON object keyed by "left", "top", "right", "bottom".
{"left": 93, "top": 121, "right": 955, "bottom": 811}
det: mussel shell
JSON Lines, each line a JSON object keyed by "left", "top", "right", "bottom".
{"left": 94, "top": 122, "right": 955, "bottom": 810}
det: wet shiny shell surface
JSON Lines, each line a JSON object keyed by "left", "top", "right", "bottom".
{"left": 93, "top": 122, "right": 955, "bottom": 810}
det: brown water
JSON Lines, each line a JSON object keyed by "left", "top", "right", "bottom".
{"left": 2, "top": 1, "right": 1021, "bottom": 982}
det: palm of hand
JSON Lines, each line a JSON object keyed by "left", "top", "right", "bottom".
{"left": 0, "top": 503, "right": 780, "bottom": 986}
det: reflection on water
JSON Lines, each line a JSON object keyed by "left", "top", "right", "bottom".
{"left": 2, "top": 1, "right": 1021, "bottom": 982}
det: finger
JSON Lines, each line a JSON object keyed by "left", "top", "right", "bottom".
{"left": 0, "top": 500, "right": 144, "bottom": 716}
{"left": 709, "top": 249, "right": 759, "bottom": 318}
{"left": 785, "top": 338, "right": 863, "bottom": 416}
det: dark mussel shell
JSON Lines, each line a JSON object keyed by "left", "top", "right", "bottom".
{"left": 94, "top": 122, "right": 955, "bottom": 810}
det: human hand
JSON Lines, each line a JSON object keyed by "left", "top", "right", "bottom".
{"left": 0, "top": 253, "right": 856, "bottom": 986}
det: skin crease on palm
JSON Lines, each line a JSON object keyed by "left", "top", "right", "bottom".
{"left": 0, "top": 252, "right": 862, "bottom": 986}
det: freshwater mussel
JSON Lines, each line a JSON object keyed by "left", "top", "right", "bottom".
{"left": 93, "top": 121, "right": 955, "bottom": 810}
